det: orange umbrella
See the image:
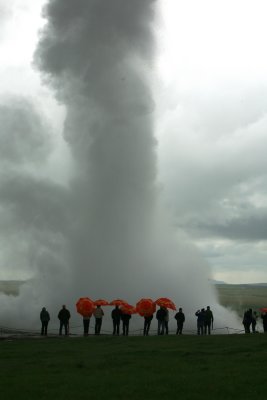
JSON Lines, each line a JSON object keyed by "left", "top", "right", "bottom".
{"left": 260, "top": 307, "right": 267, "bottom": 312}
{"left": 94, "top": 299, "right": 109, "bottom": 306}
{"left": 110, "top": 299, "right": 128, "bottom": 306}
{"left": 155, "top": 297, "right": 176, "bottom": 311}
{"left": 121, "top": 304, "right": 137, "bottom": 315}
{"left": 136, "top": 298, "right": 156, "bottom": 317}
{"left": 76, "top": 297, "right": 95, "bottom": 317}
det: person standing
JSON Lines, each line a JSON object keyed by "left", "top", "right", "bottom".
{"left": 143, "top": 314, "right": 153, "bottom": 336}
{"left": 243, "top": 309, "right": 252, "bottom": 333}
{"left": 121, "top": 312, "right": 131, "bottom": 336}
{"left": 111, "top": 305, "right": 122, "bottom": 335}
{"left": 195, "top": 309, "right": 205, "bottom": 335}
{"left": 156, "top": 306, "right": 167, "bottom": 335}
{"left": 93, "top": 305, "right": 104, "bottom": 335}
{"left": 175, "top": 307, "right": 185, "bottom": 335}
{"left": 58, "top": 305, "right": 71, "bottom": 336}
{"left": 40, "top": 307, "right": 50, "bottom": 336}
{"left": 204, "top": 306, "right": 214, "bottom": 335}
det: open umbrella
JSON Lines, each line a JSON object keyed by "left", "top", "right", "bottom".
{"left": 155, "top": 297, "right": 176, "bottom": 311}
{"left": 136, "top": 298, "right": 156, "bottom": 317}
{"left": 76, "top": 297, "right": 95, "bottom": 317}
{"left": 94, "top": 299, "right": 109, "bottom": 306}
{"left": 110, "top": 299, "right": 128, "bottom": 306}
{"left": 260, "top": 307, "right": 267, "bottom": 313}
{"left": 121, "top": 304, "right": 137, "bottom": 315}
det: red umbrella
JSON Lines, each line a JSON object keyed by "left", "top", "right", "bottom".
{"left": 121, "top": 304, "right": 137, "bottom": 315}
{"left": 260, "top": 307, "right": 267, "bottom": 313}
{"left": 155, "top": 297, "right": 176, "bottom": 311}
{"left": 94, "top": 299, "right": 110, "bottom": 306}
{"left": 76, "top": 297, "right": 95, "bottom": 317}
{"left": 136, "top": 298, "right": 156, "bottom": 317}
{"left": 110, "top": 299, "right": 128, "bottom": 306}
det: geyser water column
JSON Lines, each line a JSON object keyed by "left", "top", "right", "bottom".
{"left": 34, "top": 0, "right": 230, "bottom": 329}
{"left": 35, "top": 0, "right": 161, "bottom": 297}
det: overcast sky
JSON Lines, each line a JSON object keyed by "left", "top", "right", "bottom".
{"left": 1, "top": 0, "right": 267, "bottom": 284}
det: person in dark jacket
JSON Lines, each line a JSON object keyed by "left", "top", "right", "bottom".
{"left": 111, "top": 306, "right": 122, "bottom": 335}
{"left": 156, "top": 307, "right": 167, "bottom": 335}
{"left": 121, "top": 313, "right": 131, "bottom": 336}
{"left": 195, "top": 309, "right": 205, "bottom": 335}
{"left": 83, "top": 315, "right": 91, "bottom": 336}
{"left": 40, "top": 307, "right": 50, "bottom": 336}
{"left": 143, "top": 314, "right": 153, "bottom": 336}
{"left": 261, "top": 312, "right": 267, "bottom": 333}
{"left": 175, "top": 307, "right": 185, "bottom": 335}
{"left": 58, "top": 305, "right": 71, "bottom": 336}
{"left": 204, "top": 306, "right": 214, "bottom": 335}
{"left": 243, "top": 309, "right": 252, "bottom": 333}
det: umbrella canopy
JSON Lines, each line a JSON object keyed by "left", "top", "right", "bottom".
{"left": 155, "top": 297, "right": 176, "bottom": 311}
{"left": 94, "top": 299, "right": 109, "bottom": 306}
{"left": 110, "top": 299, "right": 128, "bottom": 306}
{"left": 260, "top": 307, "right": 267, "bottom": 313}
{"left": 121, "top": 304, "right": 137, "bottom": 315}
{"left": 76, "top": 297, "right": 95, "bottom": 317}
{"left": 136, "top": 298, "right": 156, "bottom": 317}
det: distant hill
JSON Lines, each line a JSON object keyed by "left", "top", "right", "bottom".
{"left": 0, "top": 280, "right": 25, "bottom": 296}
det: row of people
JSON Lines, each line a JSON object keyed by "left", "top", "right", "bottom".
{"left": 242, "top": 309, "right": 267, "bottom": 333}
{"left": 40, "top": 305, "right": 186, "bottom": 336}
{"left": 40, "top": 305, "right": 267, "bottom": 336}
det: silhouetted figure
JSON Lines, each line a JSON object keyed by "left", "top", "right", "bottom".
{"left": 40, "top": 307, "right": 50, "bottom": 336}
{"left": 143, "top": 315, "right": 153, "bottom": 336}
{"left": 121, "top": 313, "right": 131, "bottom": 336}
{"left": 156, "top": 307, "right": 167, "bottom": 335}
{"left": 261, "top": 312, "right": 267, "bottom": 333}
{"left": 93, "top": 305, "right": 104, "bottom": 335}
{"left": 175, "top": 307, "right": 185, "bottom": 335}
{"left": 58, "top": 305, "right": 71, "bottom": 336}
{"left": 251, "top": 311, "right": 258, "bottom": 333}
{"left": 83, "top": 316, "right": 91, "bottom": 336}
{"left": 111, "top": 306, "right": 122, "bottom": 335}
{"left": 243, "top": 309, "right": 253, "bottom": 333}
{"left": 204, "top": 306, "right": 214, "bottom": 335}
{"left": 195, "top": 309, "right": 205, "bottom": 335}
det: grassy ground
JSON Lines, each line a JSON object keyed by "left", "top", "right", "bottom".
{"left": 1, "top": 334, "right": 267, "bottom": 400}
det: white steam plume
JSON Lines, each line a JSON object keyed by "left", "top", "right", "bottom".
{"left": 0, "top": 0, "right": 239, "bottom": 333}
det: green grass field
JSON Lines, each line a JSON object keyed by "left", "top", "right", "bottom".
{"left": 1, "top": 334, "right": 267, "bottom": 400}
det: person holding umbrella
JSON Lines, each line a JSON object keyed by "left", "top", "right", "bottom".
{"left": 93, "top": 305, "right": 104, "bottom": 335}
{"left": 143, "top": 314, "right": 153, "bottom": 336}
{"left": 111, "top": 305, "right": 122, "bottom": 335}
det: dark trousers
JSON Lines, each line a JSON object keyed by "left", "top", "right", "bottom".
{"left": 122, "top": 321, "right": 129, "bottom": 336}
{"left": 113, "top": 320, "right": 120, "bottom": 335}
{"left": 157, "top": 320, "right": 164, "bottom": 335}
{"left": 83, "top": 319, "right": 90, "bottom": 335}
{"left": 41, "top": 321, "right": 48, "bottom": 335}
{"left": 204, "top": 322, "right": 212, "bottom": 335}
{"left": 95, "top": 318, "right": 102, "bottom": 335}
{"left": 197, "top": 322, "right": 204, "bottom": 335}
{"left": 144, "top": 320, "right": 151, "bottom": 336}
{"left": 164, "top": 321, "right": 169, "bottom": 335}
{"left": 176, "top": 322, "right": 184, "bottom": 335}
{"left": 59, "top": 321, "right": 68, "bottom": 335}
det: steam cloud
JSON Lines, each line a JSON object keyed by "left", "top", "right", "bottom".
{"left": 0, "top": 0, "right": 239, "bottom": 332}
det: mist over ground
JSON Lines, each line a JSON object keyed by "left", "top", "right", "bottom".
{"left": 0, "top": 0, "right": 240, "bottom": 332}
